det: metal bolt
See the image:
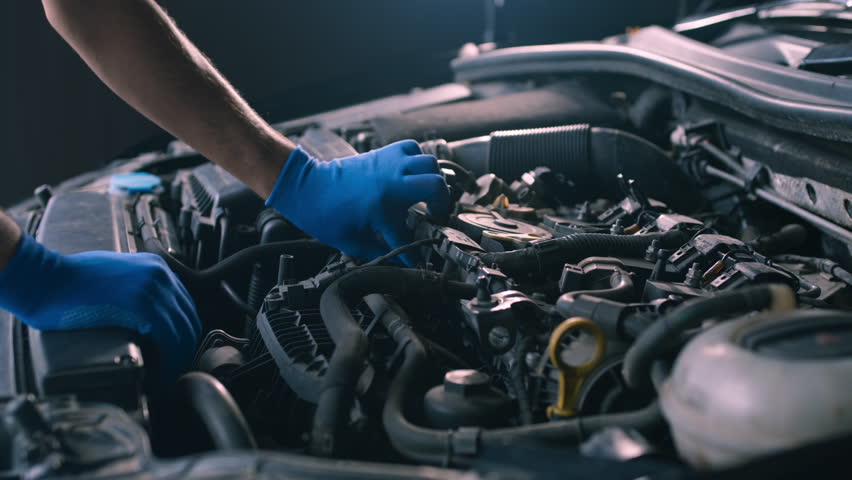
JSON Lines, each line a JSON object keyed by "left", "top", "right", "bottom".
{"left": 644, "top": 239, "right": 660, "bottom": 262}
{"left": 114, "top": 354, "right": 137, "bottom": 366}
{"left": 475, "top": 276, "right": 494, "bottom": 305}
{"left": 488, "top": 326, "right": 512, "bottom": 350}
{"left": 525, "top": 352, "right": 541, "bottom": 369}
{"left": 577, "top": 201, "right": 592, "bottom": 221}
{"left": 685, "top": 262, "right": 703, "bottom": 287}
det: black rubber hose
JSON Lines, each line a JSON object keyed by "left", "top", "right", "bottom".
{"left": 312, "top": 267, "right": 477, "bottom": 456}
{"left": 478, "top": 230, "right": 686, "bottom": 275}
{"left": 446, "top": 124, "right": 699, "bottom": 212}
{"left": 367, "top": 295, "right": 452, "bottom": 466}
{"left": 384, "top": 336, "right": 450, "bottom": 465}
{"left": 510, "top": 337, "right": 535, "bottom": 425}
{"left": 387, "top": 368, "right": 661, "bottom": 466}
{"left": 246, "top": 263, "right": 266, "bottom": 312}
{"left": 144, "top": 236, "right": 328, "bottom": 291}
{"left": 373, "top": 293, "right": 663, "bottom": 466}
{"left": 246, "top": 210, "right": 296, "bottom": 310}
{"left": 257, "top": 209, "right": 294, "bottom": 245}
{"left": 219, "top": 280, "right": 257, "bottom": 317}
{"left": 177, "top": 372, "right": 257, "bottom": 451}
{"left": 556, "top": 268, "right": 634, "bottom": 317}
{"left": 622, "top": 284, "right": 796, "bottom": 390}
{"left": 748, "top": 224, "right": 808, "bottom": 256}
{"left": 478, "top": 401, "right": 662, "bottom": 446}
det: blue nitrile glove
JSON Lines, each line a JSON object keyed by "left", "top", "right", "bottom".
{"left": 266, "top": 140, "right": 451, "bottom": 266}
{"left": 0, "top": 234, "right": 201, "bottom": 385}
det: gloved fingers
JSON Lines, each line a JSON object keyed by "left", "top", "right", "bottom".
{"left": 170, "top": 274, "right": 203, "bottom": 334}
{"left": 381, "top": 223, "right": 417, "bottom": 267}
{"left": 401, "top": 154, "right": 440, "bottom": 176}
{"left": 342, "top": 237, "right": 388, "bottom": 264}
{"left": 153, "top": 317, "right": 196, "bottom": 385}
{"left": 400, "top": 174, "right": 452, "bottom": 217}
{"left": 386, "top": 139, "right": 422, "bottom": 156}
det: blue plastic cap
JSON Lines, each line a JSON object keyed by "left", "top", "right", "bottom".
{"left": 109, "top": 172, "right": 163, "bottom": 195}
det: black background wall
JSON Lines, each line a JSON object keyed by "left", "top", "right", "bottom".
{"left": 1, "top": 0, "right": 684, "bottom": 207}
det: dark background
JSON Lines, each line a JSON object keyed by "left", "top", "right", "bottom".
{"left": 1, "top": 0, "right": 688, "bottom": 207}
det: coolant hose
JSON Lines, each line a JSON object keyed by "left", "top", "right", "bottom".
{"left": 387, "top": 371, "right": 661, "bottom": 466}
{"left": 312, "top": 267, "right": 477, "bottom": 456}
{"left": 143, "top": 236, "right": 328, "bottom": 292}
{"left": 556, "top": 268, "right": 634, "bottom": 317}
{"left": 621, "top": 284, "right": 797, "bottom": 391}
{"left": 478, "top": 401, "right": 662, "bottom": 446}
{"left": 177, "top": 372, "right": 257, "bottom": 451}
{"left": 370, "top": 292, "right": 663, "bottom": 466}
{"left": 477, "top": 230, "right": 686, "bottom": 275}
{"left": 431, "top": 124, "right": 699, "bottom": 212}
{"left": 367, "top": 295, "right": 453, "bottom": 465}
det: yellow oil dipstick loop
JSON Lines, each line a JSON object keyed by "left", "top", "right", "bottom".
{"left": 547, "top": 317, "right": 607, "bottom": 419}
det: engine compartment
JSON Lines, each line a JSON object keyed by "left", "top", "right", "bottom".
{"left": 6, "top": 15, "right": 852, "bottom": 479}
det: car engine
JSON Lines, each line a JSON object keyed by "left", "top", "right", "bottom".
{"left": 6, "top": 5, "right": 852, "bottom": 479}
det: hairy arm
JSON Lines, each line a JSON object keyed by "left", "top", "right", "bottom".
{"left": 42, "top": 0, "right": 295, "bottom": 197}
{"left": 0, "top": 211, "right": 22, "bottom": 273}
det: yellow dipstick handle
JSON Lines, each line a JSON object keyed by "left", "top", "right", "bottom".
{"left": 547, "top": 317, "right": 607, "bottom": 419}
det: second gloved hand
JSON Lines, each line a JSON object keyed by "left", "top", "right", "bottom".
{"left": 0, "top": 234, "right": 201, "bottom": 386}
{"left": 266, "top": 140, "right": 450, "bottom": 265}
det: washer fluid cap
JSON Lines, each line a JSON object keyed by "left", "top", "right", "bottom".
{"left": 109, "top": 172, "right": 163, "bottom": 195}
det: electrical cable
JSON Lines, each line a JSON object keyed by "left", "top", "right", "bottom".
{"left": 775, "top": 254, "right": 852, "bottom": 287}
{"left": 361, "top": 238, "right": 441, "bottom": 268}
{"left": 220, "top": 280, "right": 257, "bottom": 317}
{"left": 143, "top": 236, "right": 329, "bottom": 292}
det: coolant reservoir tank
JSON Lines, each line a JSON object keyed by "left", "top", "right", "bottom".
{"left": 660, "top": 310, "right": 852, "bottom": 469}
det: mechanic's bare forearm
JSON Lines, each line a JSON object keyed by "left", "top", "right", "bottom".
{"left": 0, "top": 211, "right": 22, "bottom": 273}
{"left": 42, "top": 0, "right": 294, "bottom": 197}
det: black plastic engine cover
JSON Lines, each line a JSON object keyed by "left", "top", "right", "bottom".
{"left": 22, "top": 191, "right": 145, "bottom": 411}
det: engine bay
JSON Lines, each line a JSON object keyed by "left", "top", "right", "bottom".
{"left": 6, "top": 10, "right": 852, "bottom": 479}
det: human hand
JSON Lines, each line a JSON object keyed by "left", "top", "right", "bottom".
{"left": 266, "top": 140, "right": 450, "bottom": 265}
{"left": 0, "top": 234, "right": 202, "bottom": 385}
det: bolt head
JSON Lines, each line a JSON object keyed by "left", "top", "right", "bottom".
{"left": 488, "top": 326, "right": 512, "bottom": 349}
